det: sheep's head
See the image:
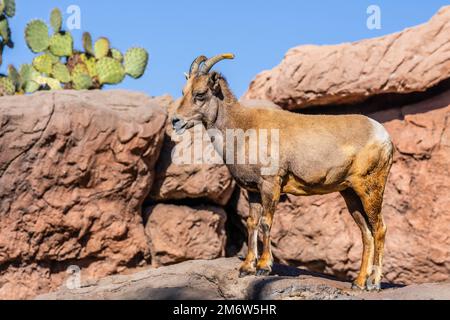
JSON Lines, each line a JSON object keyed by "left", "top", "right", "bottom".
{"left": 172, "top": 53, "right": 235, "bottom": 135}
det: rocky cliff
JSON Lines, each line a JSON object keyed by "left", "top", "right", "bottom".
{"left": 0, "top": 91, "right": 169, "bottom": 299}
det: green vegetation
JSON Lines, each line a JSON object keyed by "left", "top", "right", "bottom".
{"left": 0, "top": 0, "right": 17, "bottom": 95}
{"left": 0, "top": 4, "right": 150, "bottom": 96}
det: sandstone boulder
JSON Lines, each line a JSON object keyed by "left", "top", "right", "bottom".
{"left": 144, "top": 204, "right": 227, "bottom": 267}
{"left": 149, "top": 134, "right": 235, "bottom": 206}
{"left": 243, "top": 6, "right": 450, "bottom": 111}
{"left": 0, "top": 90, "right": 168, "bottom": 299}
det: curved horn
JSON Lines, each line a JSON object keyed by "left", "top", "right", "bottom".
{"left": 189, "top": 55, "right": 207, "bottom": 77}
{"left": 201, "top": 53, "right": 235, "bottom": 74}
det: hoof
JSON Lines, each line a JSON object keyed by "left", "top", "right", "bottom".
{"left": 366, "top": 278, "right": 382, "bottom": 292}
{"left": 239, "top": 270, "right": 255, "bottom": 278}
{"left": 256, "top": 269, "right": 271, "bottom": 277}
{"left": 351, "top": 282, "right": 366, "bottom": 291}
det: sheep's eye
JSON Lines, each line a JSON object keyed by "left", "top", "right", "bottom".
{"left": 195, "top": 91, "right": 207, "bottom": 101}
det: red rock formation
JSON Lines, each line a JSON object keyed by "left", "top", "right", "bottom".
{"left": 149, "top": 133, "right": 235, "bottom": 206}
{"left": 243, "top": 6, "right": 450, "bottom": 111}
{"left": 144, "top": 204, "right": 227, "bottom": 267}
{"left": 0, "top": 91, "right": 168, "bottom": 299}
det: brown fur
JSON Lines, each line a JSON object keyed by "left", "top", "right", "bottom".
{"left": 173, "top": 71, "right": 394, "bottom": 291}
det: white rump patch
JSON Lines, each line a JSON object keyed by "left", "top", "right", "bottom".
{"left": 369, "top": 118, "right": 391, "bottom": 145}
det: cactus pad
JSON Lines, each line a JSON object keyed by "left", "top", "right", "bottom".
{"left": 71, "top": 62, "right": 89, "bottom": 76}
{"left": 36, "top": 76, "right": 62, "bottom": 90}
{"left": 24, "top": 80, "right": 40, "bottom": 93}
{"left": 49, "top": 32, "right": 73, "bottom": 57}
{"left": 73, "top": 73, "right": 93, "bottom": 90}
{"left": 7, "top": 64, "right": 21, "bottom": 90}
{"left": 94, "top": 37, "right": 110, "bottom": 59}
{"left": 45, "top": 77, "right": 62, "bottom": 90}
{"left": 0, "top": 17, "right": 10, "bottom": 43}
{"left": 4, "top": 0, "right": 15, "bottom": 18}
{"left": 20, "top": 64, "right": 40, "bottom": 83}
{"left": 25, "top": 20, "right": 50, "bottom": 53}
{"left": 52, "top": 62, "right": 71, "bottom": 83}
{"left": 45, "top": 50, "right": 60, "bottom": 64}
{"left": 50, "top": 8, "right": 63, "bottom": 33}
{"left": 111, "top": 48, "right": 123, "bottom": 62}
{"left": 82, "top": 32, "right": 94, "bottom": 56}
{"left": 96, "top": 57, "right": 125, "bottom": 85}
{"left": 124, "top": 48, "right": 149, "bottom": 79}
{"left": 33, "top": 54, "right": 54, "bottom": 75}
{"left": 0, "top": 76, "right": 15, "bottom": 95}
{"left": 80, "top": 54, "right": 98, "bottom": 77}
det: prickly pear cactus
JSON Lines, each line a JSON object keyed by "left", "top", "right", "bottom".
{"left": 94, "top": 37, "right": 110, "bottom": 60}
{"left": 0, "top": 0, "right": 19, "bottom": 97}
{"left": 111, "top": 48, "right": 123, "bottom": 62}
{"left": 82, "top": 32, "right": 94, "bottom": 56}
{"left": 0, "top": 76, "right": 15, "bottom": 95}
{"left": 97, "top": 57, "right": 125, "bottom": 85}
{"left": 124, "top": 48, "right": 149, "bottom": 79}
{"left": 0, "top": 17, "right": 10, "bottom": 43}
{"left": 7, "top": 64, "right": 20, "bottom": 90}
{"left": 3, "top": 0, "right": 15, "bottom": 18}
{"left": 36, "top": 75, "right": 62, "bottom": 90}
{"left": 80, "top": 54, "right": 98, "bottom": 77}
{"left": 20, "top": 64, "right": 41, "bottom": 93}
{"left": 50, "top": 7, "right": 62, "bottom": 33}
{"left": 33, "top": 54, "right": 54, "bottom": 75}
{"left": 49, "top": 32, "right": 73, "bottom": 57}
{"left": 18, "top": 6, "right": 150, "bottom": 95}
{"left": 0, "top": 0, "right": 15, "bottom": 66}
{"left": 73, "top": 73, "right": 93, "bottom": 90}
{"left": 52, "top": 62, "right": 71, "bottom": 83}
{"left": 25, "top": 20, "right": 50, "bottom": 53}
{"left": 0, "top": 64, "right": 23, "bottom": 97}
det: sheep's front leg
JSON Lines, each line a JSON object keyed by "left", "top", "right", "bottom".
{"left": 256, "top": 179, "right": 282, "bottom": 276}
{"left": 239, "top": 192, "right": 262, "bottom": 277}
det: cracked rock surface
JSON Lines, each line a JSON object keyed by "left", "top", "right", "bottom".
{"left": 37, "top": 258, "right": 450, "bottom": 300}
{"left": 0, "top": 90, "right": 168, "bottom": 299}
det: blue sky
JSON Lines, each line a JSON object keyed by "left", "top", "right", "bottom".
{"left": 5, "top": 1, "right": 449, "bottom": 98}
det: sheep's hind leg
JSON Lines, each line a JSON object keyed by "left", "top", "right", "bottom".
{"left": 340, "top": 189, "right": 374, "bottom": 290}
{"left": 239, "top": 192, "right": 262, "bottom": 277}
{"left": 355, "top": 181, "right": 387, "bottom": 292}
{"left": 256, "top": 179, "right": 282, "bottom": 276}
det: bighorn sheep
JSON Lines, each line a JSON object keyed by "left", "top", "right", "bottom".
{"left": 172, "top": 54, "right": 394, "bottom": 291}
